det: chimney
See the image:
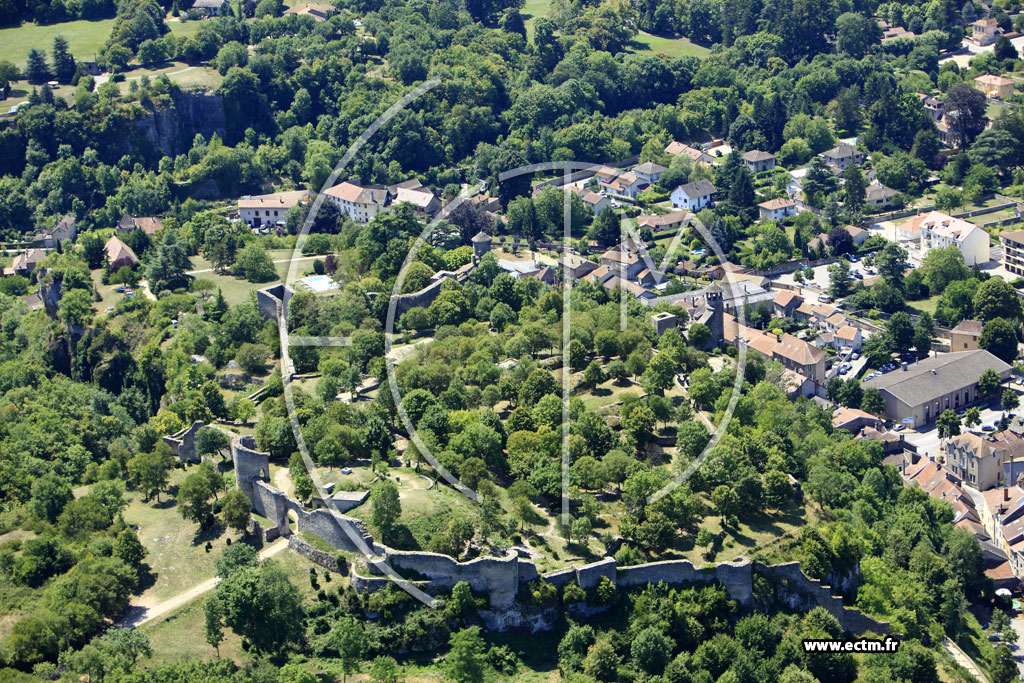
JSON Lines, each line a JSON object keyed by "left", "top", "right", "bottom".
{"left": 776, "top": 333, "right": 782, "bottom": 342}
{"left": 1005, "top": 487, "right": 1010, "bottom": 501}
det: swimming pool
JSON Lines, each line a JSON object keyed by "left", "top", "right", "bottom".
{"left": 296, "top": 275, "right": 339, "bottom": 293}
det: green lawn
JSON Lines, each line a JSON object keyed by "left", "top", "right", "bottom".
{"left": 0, "top": 18, "right": 116, "bottom": 68}
{"left": 521, "top": 0, "right": 551, "bottom": 38}
{"left": 118, "top": 60, "right": 224, "bottom": 90}
{"left": 631, "top": 30, "right": 710, "bottom": 58}
{"left": 123, "top": 462, "right": 246, "bottom": 604}
{"left": 906, "top": 293, "right": 941, "bottom": 316}
{"left": 167, "top": 17, "right": 205, "bottom": 40}
{"left": 187, "top": 250, "right": 319, "bottom": 305}
{"left": 140, "top": 548, "right": 325, "bottom": 667}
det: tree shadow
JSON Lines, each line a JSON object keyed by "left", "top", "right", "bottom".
{"left": 385, "top": 523, "right": 420, "bottom": 551}
{"left": 136, "top": 564, "right": 157, "bottom": 594}
{"left": 191, "top": 520, "right": 226, "bottom": 546}
{"left": 592, "top": 387, "right": 612, "bottom": 397}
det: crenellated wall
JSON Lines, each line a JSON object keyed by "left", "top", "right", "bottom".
{"left": 227, "top": 435, "right": 888, "bottom": 635}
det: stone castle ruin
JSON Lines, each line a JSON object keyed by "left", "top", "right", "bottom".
{"left": 230, "top": 435, "right": 889, "bottom": 635}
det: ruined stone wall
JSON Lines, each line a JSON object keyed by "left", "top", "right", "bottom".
{"left": 391, "top": 277, "right": 447, "bottom": 317}
{"left": 226, "top": 433, "right": 887, "bottom": 634}
{"left": 369, "top": 549, "right": 528, "bottom": 607}
{"left": 162, "top": 420, "right": 204, "bottom": 463}
{"left": 256, "top": 284, "right": 288, "bottom": 322}
{"left": 232, "top": 435, "right": 270, "bottom": 502}
{"left": 755, "top": 562, "right": 889, "bottom": 635}
{"left": 288, "top": 535, "right": 346, "bottom": 574}
{"left": 295, "top": 507, "right": 377, "bottom": 555}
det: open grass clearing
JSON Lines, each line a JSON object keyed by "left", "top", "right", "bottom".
{"left": 139, "top": 547, "right": 324, "bottom": 666}
{"left": 187, "top": 249, "right": 320, "bottom": 305}
{"left": 521, "top": 0, "right": 551, "bottom": 39}
{"left": 905, "top": 293, "right": 941, "bottom": 316}
{"left": 123, "top": 465, "right": 247, "bottom": 605}
{"left": 658, "top": 496, "right": 818, "bottom": 566}
{"left": 0, "top": 18, "right": 115, "bottom": 68}
{"left": 580, "top": 377, "right": 643, "bottom": 412}
{"left": 631, "top": 30, "right": 710, "bottom": 58}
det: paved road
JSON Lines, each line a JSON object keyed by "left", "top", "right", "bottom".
{"left": 119, "top": 538, "right": 289, "bottom": 628}
{"left": 902, "top": 405, "right": 1012, "bottom": 458}
{"left": 1010, "top": 615, "right": 1024, "bottom": 679}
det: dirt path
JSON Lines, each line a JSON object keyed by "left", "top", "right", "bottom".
{"left": 120, "top": 538, "right": 289, "bottom": 628}
{"left": 136, "top": 280, "right": 158, "bottom": 301}
{"left": 943, "top": 637, "right": 991, "bottom": 683}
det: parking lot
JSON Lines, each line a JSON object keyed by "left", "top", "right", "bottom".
{"left": 901, "top": 405, "right": 1010, "bottom": 455}
{"left": 773, "top": 255, "right": 876, "bottom": 297}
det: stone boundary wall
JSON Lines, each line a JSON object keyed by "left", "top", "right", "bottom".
{"left": 288, "top": 535, "right": 346, "bottom": 573}
{"left": 368, "top": 548, "right": 540, "bottom": 607}
{"left": 391, "top": 276, "right": 448, "bottom": 317}
{"left": 231, "top": 435, "right": 379, "bottom": 554}
{"left": 757, "top": 561, "right": 889, "bottom": 635}
{"left": 228, "top": 435, "right": 888, "bottom": 634}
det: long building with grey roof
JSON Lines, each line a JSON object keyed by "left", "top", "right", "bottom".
{"left": 862, "top": 350, "right": 1011, "bottom": 427}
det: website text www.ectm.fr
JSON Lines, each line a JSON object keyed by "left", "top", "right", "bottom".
{"left": 802, "top": 637, "right": 901, "bottom": 653}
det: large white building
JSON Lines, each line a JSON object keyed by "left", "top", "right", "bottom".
{"left": 910, "top": 211, "right": 990, "bottom": 266}
{"left": 323, "top": 182, "right": 392, "bottom": 224}
{"left": 238, "top": 191, "right": 308, "bottom": 228}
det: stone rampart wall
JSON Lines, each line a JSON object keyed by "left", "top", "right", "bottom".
{"left": 391, "top": 277, "right": 447, "bottom": 317}
{"left": 288, "top": 535, "right": 346, "bottom": 573}
{"left": 228, "top": 435, "right": 888, "bottom": 634}
{"left": 369, "top": 549, "right": 525, "bottom": 607}
{"left": 755, "top": 561, "right": 889, "bottom": 635}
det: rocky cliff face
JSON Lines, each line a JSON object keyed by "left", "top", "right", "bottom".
{"left": 132, "top": 91, "right": 226, "bottom": 157}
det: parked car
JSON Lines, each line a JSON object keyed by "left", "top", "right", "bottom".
{"left": 341, "top": 467, "right": 353, "bottom": 474}
{"left": 894, "top": 424, "right": 905, "bottom": 431}
{"left": 851, "top": 352, "right": 860, "bottom": 360}
{"left": 818, "top": 294, "right": 832, "bottom": 303}
{"left": 982, "top": 425, "right": 996, "bottom": 432}
{"left": 853, "top": 272, "right": 863, "bottom": 279}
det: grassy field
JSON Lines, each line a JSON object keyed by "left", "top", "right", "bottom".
{"left": 119, "top": 60, "right": 224, "bottom": 89}
{"left": 906, "top": 292, "right": 941, "bottom": 316}
{"left": 631, "top": 30, "right": 710, "bottom": 58}
{"left": 167, "top": 17, "right": 205, "bottom": 40}
{"left": 0, "top": 18, "right": 115, "bottom": 67}
{"left": 346, "top": 469, "right": 486, "bottom": 552}
{"left": 581, "top": 377, "right": 642, "bottom": 412}
{"left": 124, "top": 463, "right": 247, "bottom": 604}
{"left": 140, "top": 548, "right": 324, "bottom": 666}
{"left": 521, "top": 0, "right": 551, "bottom": 38}
{"left": 186, "top": 250, "right": 320, "bottom": 305}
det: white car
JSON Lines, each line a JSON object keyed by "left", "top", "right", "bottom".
{"left": 341, "top": 467, "right": 352, "bottom": 475}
